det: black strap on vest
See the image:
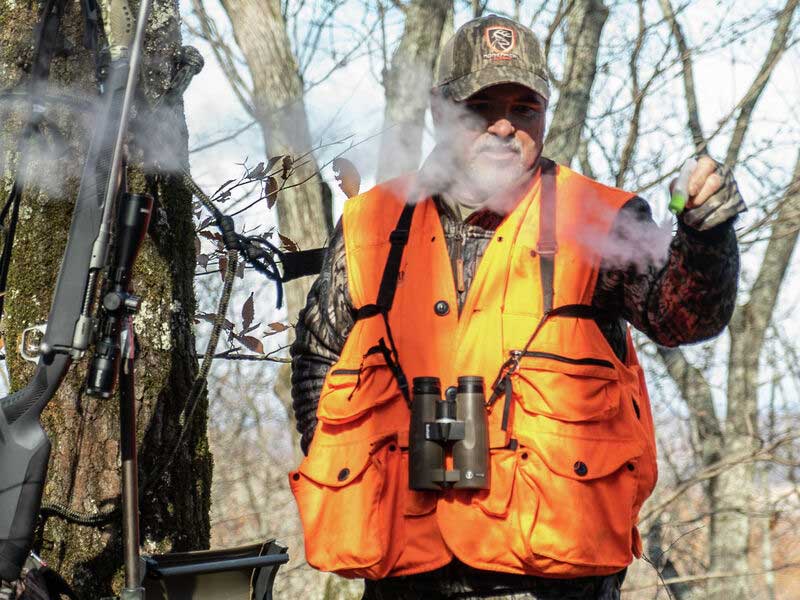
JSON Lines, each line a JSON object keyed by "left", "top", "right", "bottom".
{"left": 353, "top": 203, "right": 416, "bottom": 320}
{"left": 280, "top": 247, "right": 326, "bottom": 282}
{"left": 538, "top": 164, "right": 557, "bottom": 314}
{"left": 352, "top": 203, "right": 417, "bottom": 404}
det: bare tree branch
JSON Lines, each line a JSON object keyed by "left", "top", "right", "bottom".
{"left": 376, "top": 0, "right": 450, "bottom": 180}
{"left": 724, "top": 0, "right": 799, "bottom": 167}
{"left": 189, "top": 119, "right": 258, "bottom": 154}
{"left": 658, "top": 0, "right": 705, "bottom": 151}
{"left": 189, "top": 0, "right": 256, "bottom": 117}
{"left": 544, "top": 0, "right": 609, "bottom": 166}
{"left": 640, "top": 430, "right": 799, "bottom": 525}
{"left": 657, "top": 346, "right": 722, "bottom": 464}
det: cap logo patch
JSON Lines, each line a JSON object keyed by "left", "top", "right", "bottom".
{"left": 484, "top": 26, "right": 517, "bottom": 61}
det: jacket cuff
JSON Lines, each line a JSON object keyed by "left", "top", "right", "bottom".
{"left": 677, "top": 215, "right": 735, "bottom": 244}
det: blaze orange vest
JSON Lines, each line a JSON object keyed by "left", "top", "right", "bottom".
{"left": 289, "top": 163, "right": 658, "bottom": 580}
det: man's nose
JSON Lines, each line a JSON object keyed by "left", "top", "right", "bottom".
{"left": 487, "top": 116, "right": 515, "bottom": 138}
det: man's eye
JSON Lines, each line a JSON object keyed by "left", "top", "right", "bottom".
{"left": 512, "top": 105, "right": 540, "bottom": 118}
{"left": 466, "top": 102, "right": 490, "bottom": 115}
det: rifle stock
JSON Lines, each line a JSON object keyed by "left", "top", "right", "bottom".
{"left": 0, "top": 355, "right": 69, "bottom": 581}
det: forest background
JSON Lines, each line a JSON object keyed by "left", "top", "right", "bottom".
{"left": 1, "top": 0, "right": 799, "bottom": 598}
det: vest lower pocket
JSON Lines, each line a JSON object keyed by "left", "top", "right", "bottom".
{"left": 289, "top": 435, "right": 403, "bottom": 578}
{"left": 471, "top": 450, "right": 517, "bottom": 518}
{"left": 516, "top": 432, "right": 642, "bottom": 568}
{"left": 318, "top": 354, "right": 403, "bottom": 424}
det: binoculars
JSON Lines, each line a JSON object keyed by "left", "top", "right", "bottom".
{"left": 409, "top": 376, "right": 490, "bottom": 491}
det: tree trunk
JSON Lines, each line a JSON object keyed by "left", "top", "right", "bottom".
{"left": 707, "top": 152, "right": 800, "bottom": 600}
{"left": 376, "top": 0, "right": 451, "bottom": 182}
{"left": 219, "top": 0, "right": 330, "bottom": 321}
{"left": 544, "top": 0, "right": 609, "bottom": 166}
{"left": 0, "top": 1, "right": 211, "bottom": 596}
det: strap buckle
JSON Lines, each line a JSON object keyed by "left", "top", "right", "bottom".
{"left": 487, "top": 351, "right": 522, "bottom": 407}
{"left": 535, "top": 241, "right": 558, "bottom": 256}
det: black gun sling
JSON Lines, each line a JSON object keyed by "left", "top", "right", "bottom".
{"left": 351, "top": 203, "right": 417, "bottom": 404}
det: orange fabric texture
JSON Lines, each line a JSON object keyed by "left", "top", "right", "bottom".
{"left": 289, "top": 164, "right": 658, "bottom": 579}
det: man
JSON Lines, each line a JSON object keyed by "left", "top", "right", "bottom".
{"left": 289, "top": 14, "right": 744, "bottom": 600}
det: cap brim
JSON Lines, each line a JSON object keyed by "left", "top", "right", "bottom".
{"left": 439, "top": 64, "right": 550, "bottom": 103}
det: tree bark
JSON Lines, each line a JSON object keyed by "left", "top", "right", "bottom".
{"left": 658, "top": 0, "right": 705, "bottom": 152}
{"left": 708, "top": 151, "right": 800, "bottom": 600}
{"left": 218, "top": 0, "right": 330, "bottom": 321}
{"left": 0, "top": 1, "right": 211, "bottom": 595}
{"left": 544, "top": 0, "right": 609, "bottom": 167}
{"left": 376, "top": 0, "right": 451, "bottom": 182}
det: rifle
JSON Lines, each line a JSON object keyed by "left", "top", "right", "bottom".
{"left": 0, "top": 0, "right": 152, "bottom": 587}
{"left": 0, "top": 0, "right": 318, "bottom": 594}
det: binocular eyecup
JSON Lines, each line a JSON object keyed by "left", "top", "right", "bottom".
{"left": 409, "top": 376, "right": 490, "bottom": 491}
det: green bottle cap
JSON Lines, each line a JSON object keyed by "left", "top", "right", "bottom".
{"left": 669, "top": 192, "right": 687, "bottom": 215}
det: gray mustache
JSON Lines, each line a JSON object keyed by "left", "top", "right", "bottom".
{"left": 474, "top": 138, "right": 521, "bottom": 155}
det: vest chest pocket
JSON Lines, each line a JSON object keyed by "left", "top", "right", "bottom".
{"left": 513, "top": 351, "right": 621, "bottom": 423}
{"left": 318, "top": 349, "right": 405, "bottom": 425}
{"left": 516, "top": 432, "right": 642, "bottom": 568}
{"left": 289, "top": 437, "right": 404, "bottom": 579}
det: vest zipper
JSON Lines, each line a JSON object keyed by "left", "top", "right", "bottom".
{"left": 515, "top": 350, "right": 614, "bottom": 369}
{"left": 454, "top": 224, "right": 466, "bottom": 294}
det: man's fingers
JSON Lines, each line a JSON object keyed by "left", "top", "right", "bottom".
{"left": 688, "top": 156, "right": 717, "bottom": 196}
{"left": 687, "top": 172, "right": 722, "bottom": 208}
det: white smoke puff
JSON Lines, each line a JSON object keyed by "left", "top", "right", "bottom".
{"left": 401, "top": 91, "right": 541, "bottom": 215}
{"left": 0, "top": 80, "right": 101, "bottom": 200}
{"left": 567, "top": 190, "right": 673, "bottom": 273}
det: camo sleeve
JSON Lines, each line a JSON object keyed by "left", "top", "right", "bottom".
{"left": 290, "top": 220, "right": 354, "bottom": 455}
{"left": 593, "top": 193, "right": 740, "bottom": 352}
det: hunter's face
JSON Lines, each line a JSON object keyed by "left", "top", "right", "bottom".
{"left": 435, "top": 83, "right": 546, "bottom": 196}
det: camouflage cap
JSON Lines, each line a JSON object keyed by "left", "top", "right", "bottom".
{"left": 434, "top": 14, "right": 550, "bottom": 102}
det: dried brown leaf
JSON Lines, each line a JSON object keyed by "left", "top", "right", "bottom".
{"left": 247, "top": 162, "right": 265, "bottom": 180}
{"left": 240, "top": 335, "right": 264, "bottom": 354}
{"left": 332, "top": 157, "right": 361, "bottom": 198}
{"left": 265, "top": 176, "right": 278, "bottom": 209}
{"left": 281, "top": 155, "right": 293, "bottom": 180}
{"left": 212, "top": 179, "right": 235, "bottom": 197}
{"left": 278, "top": 233, "right": 298, "bottom": 252}
{"left": 242, "top": 292, "right": 254, "bottom": 331}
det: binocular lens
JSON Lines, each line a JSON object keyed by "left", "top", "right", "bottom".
{"left": 453, "top": 376, "right": 489, "bottom": 490}
{"left": 409, "top": 375, "right": 490, "bottom": 491}
{"left": 409, "top": 377, "right": 445, "bottom": 490}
